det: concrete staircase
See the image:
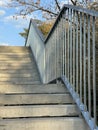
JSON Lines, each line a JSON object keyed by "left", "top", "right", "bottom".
{"left": 0, "top": 46, "right": 90, "bottom": 130}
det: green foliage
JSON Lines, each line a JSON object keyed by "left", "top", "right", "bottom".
{"left": 19, "top": 20, "right": 54, "bottom": 39}
{"left": 19, "top": 28, "right": 29, "bottom": 39}
{"left": 38, "top": 21, "right": 54, "bottom": 37}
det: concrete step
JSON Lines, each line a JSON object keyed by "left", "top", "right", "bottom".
{"left": 0, "top": 54, "right": 33, "bottom": 59}
{"left": 0, "top": 94, "right": 73, "bottom": 105}
{"left": 0, "top": 66, "right": 37, "bottom": 70}
{"left": 0, "top": 81, "right": 41, "bottom": 85}
{"left": 0, "top": 117, "right": 90, "bottom": 130}
{"left": 0, "top": 61, "right": 34, "bottom": 64}
{"left": 0, "top": 46, "right": 30, "bottom": 53}
{"left": 0, "top": 53, "right": 32, "bottom": 56}
{"left": 0, "top": 73, "right": 39, "bottom": 78}
{"left": 0, "top": 105, "right": 78, "bottom": 118}
{"left": 0, "top": 84, "right": 68, "bottom": 94}
{"left": 0, "top": 77, "right": 40, "bottom": 82}
{"left": 0, "top": 63, "right": 35, "bottom": 66}
{"left": 0, "top": 70, "right": 38, "bottom": 74}
{"left": 0, "top": 57, "right": 32, "bottom": 61}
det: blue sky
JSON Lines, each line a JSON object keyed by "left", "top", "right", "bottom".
{"left": 0, "top": 6, "right": 22, "bottom": 46}
{"left": 0, "top": 0, "right": 71, "bottom": 46}
{"left": 0, "top": 0, "right": 39, "bottom": 46}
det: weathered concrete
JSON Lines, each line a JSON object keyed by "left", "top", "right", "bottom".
{"left": 0, "top": 94, "right": 73, "bottom": 105}
{"left": 0, "top": 46, "right": 90, "bottom": 130}
{"left": 0, "top": 117, "right": 90, "bottom": 130}
{"left": 0, "top": 105, "right": 78, "bottom": 118}
{"left": 0, "top": 84, "right": 68, "bottom": 94}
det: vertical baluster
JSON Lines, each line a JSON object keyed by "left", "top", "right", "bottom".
{"left": 71, "top": 10, "right": 73, "bottom": 86}
{"left": 83, "top": 14, "right": 87, "bottom": 109}
{"left": 49, "top": 39, "right": 51, "bottom": 81}
{"left": 57, "top": 22, "right": 59, "bottom": 78}
{"left": 51, "top": 35, "right": 53, "bottom": 80}
{"left": 45, "top": 46, "right": 46, "bottom": 83}
{"left": 54, "top": 30, "right": 56, "bottom": 80}
{"left": 48, "top": 43, "right": 50, "bottom": 81}
{"left": 48, "top": 42, "right": 49, "bottom": 82}
{"left": 58, "top": 20, "right": 61, "bottom": 77}
{"left": 64, "top": 11, "right": 67, "bottom": 77}
{"left": 92, "top": 16, "right": 96, "bottom": 127}
{"left": 60, "top": 16, "right": 63, "bottom": 76}
{"left": 47, "top": 44, "right": 49, "bottom": 82}
{"left": 60, "top": 19, "right": 62, "bottom": 77}
{"left": 62, "top": 15, "right": 65, "bottom": 76}
{"left": 61, "top": 17, "right": 63, "bottom": 76}
{"left": 80, "top": 12, "right": 82, "bottom": 101}
{"left": 46, "top": 44, "right": 48, "bottom": 82}
{"left": 52, "top": 34, "right": 54, "bottom": 80}
{"left": 76, "top": 11, "right": 79, "bottom": 93}
{"left": 88, "top": 15, "right": 91, "bottom": 118}
{"left": 67, "top": 9, "right": 70, "bottom": 81}
{"left": 49, "top": 40, "right": 51, "bottom": 81}
{"left": 54, "top": 29, "right": 57, "bottom": 80}
{"left": 56, "top": 25, "right": 58, "bottom": 79}
{"left": 73, "top": 10, "right": 75, "bottom": 89}
{"left": 69, "top": 9, "right": 72, "bottom": 84}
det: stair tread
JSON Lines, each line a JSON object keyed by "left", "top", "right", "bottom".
{"left": 0, "top": 117, "right": 90, "bottom": 130}
{"left": 0, "top": 46, "right": 30, "bottom": 52}
{"left": 0, "top": 46, "right": 90, "bottom": 130}
{"left": 0, "top": 105, "right": 79, "bottom": 118}
{"left": 0, "top": 93, "right": 73, "bottom": 105}
{"left": 0, "top": 73, "right": 39, "bottom": 78}
{"left": 0, "top": 84, "right": 68, "bottom": 94}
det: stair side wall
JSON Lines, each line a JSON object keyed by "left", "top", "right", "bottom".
{"left": 26, "top": 23, "right": 46, "bottom": 83}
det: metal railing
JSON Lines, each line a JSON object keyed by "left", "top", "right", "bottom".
{"left": 26, "top": 4, "right": 98, "bottom": 130}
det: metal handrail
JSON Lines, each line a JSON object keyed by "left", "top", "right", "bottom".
{"left": 25, "top": 4, "right": 98, "bottom": 130}
{"left": 45, "top": 4, "right": 98, "bottom": 43}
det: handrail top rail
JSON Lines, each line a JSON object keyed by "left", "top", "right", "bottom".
{"left": 64, "top": 4, "right": 98, "bottom": 17}
{"left": 44, "top": 4, "right": 98, "bottom": 43}
{"left": 25, "top": 4, "right": 98, "bottom": 46}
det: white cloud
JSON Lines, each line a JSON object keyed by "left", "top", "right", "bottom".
{"left": 0, "top": 42, "right": 9, "bottom": 46}
{"left": 0, "top": 10, "right": 5, "bottom": 16}
{"left": 0, "top": 1, "right": 5, "bottom": 6}
{"left": 0, "top": 0, "right": 11, "bottom": 7}
{"left": 3, "top": 14, "right": 33, "bottom": 28}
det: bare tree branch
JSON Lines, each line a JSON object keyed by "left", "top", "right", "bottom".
{"left": 9, "top": 1, "right": 58, "bottom": 16}
{"left": 55, "top": 0, "right": 61, "bottom": 11}
{"left": 70, "top": 0, "right": 77, "bottom": 5}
